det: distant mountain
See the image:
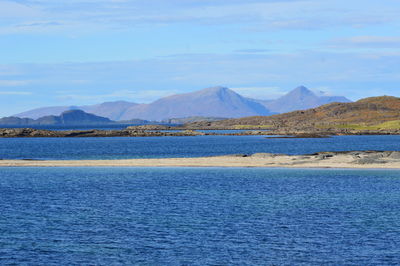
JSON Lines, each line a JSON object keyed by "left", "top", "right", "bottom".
{"left": 15, "top": 106, "right": 79, "bottom": 120}
{"left": 253, "top": 86, "right": 351, "bottom": 113}
{"left": 1, "top": 110, "right": 113, "bottom": 126}
{"left": 80, "top": 101, "right": 138, "bottom": 120}
{"left": 13, "top": 85, "right": 350, "bottom": 121}
{"left": 195, "top": 96, "right": 400, "bottom": 130}
{"left": 0, "top": 117, "right": 37, "bottom": 126}
{"left": 118, "top": 86, "right": 274, "bottom": 121}
{"left": 15, "top": 101, "right": 138, "bottom": 120}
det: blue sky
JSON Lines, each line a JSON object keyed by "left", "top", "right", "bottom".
{"left": 1, "top": 0, "right": 400, "bottom": 116}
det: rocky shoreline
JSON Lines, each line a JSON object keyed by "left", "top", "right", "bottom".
{"left": 2, "top": 151, "right": 400, "bottom": 168}
{"left": 0, "top": 127, "right": 208, "bottom": 138}
{"left": 1, "top": 124, "right": 400, "bottom": 138}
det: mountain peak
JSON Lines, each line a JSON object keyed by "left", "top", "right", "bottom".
{"left": 12, "top": 85, "right": 351, "bottom": 122}
{"left": 119, "top": 86, "right": 273, "bottom": 120}
{"left": 60, "top": 109, "right": 86, "bottom": 116}
{"left": 200, "top": 86, "right": 229, "bottom": 93}
{"left": 258, "top": 85, "right": 350, "bottom": 113}
{"left": 57, "top": 109, "right": 112, "bottom": 124}
{"left": 288, "top": 86, "right": 315, "bottom": 97}
{"left": 295, "top": 85, "right": 309, "bottom": 91}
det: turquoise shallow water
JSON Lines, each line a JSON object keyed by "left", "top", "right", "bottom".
{"left": 1, "top": 167, "right": 400, "bottom": 264}
{"left": 2, "top": 135, "right": 400, "bottom": 160}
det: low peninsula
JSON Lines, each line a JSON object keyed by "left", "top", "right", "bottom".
{"left": 2, "top": 151, "right": 400, "bottom": 169}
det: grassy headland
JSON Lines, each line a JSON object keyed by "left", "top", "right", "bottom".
{"left": 185, "top": 96, "right": 400, "bottom": 134}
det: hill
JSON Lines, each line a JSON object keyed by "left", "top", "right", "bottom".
{"left": 15, "top": 106, "right": 79, "bottom": 120}
{"left": 15, "top": 101, "right": 138, "bottom": 120}
{"left": 79, "top": 101, "right": 138, "bottom": 120}
{"left": 118, "top": 86, "right": 274, "bottom": 121}
{"left": 0, "top": 110, "right": 114, "bottom": 126}
{"left": 13, "top": 86, "right": 349, "bottom": 121}
{"left": 189, "top": 96, "right": 400, "bottom": 131}
{"left": 0, "top": 117, "right": 37, "bottom": 126}
{"left": 251, "top": 86, "right": 351, "bottom": 113}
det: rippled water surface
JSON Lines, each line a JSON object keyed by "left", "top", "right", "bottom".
{"left": 1, "top": 167, "right": 400, "bottom": 265}
{"left": 2, "top": 135, "right": 400, "bottom": 160}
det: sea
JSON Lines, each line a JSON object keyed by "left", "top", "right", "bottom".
{"left": 2, "top": 134, "right": 400, "bottom": 160}
{"left": 1, "top": 134, "right": 400, "bottom": 264}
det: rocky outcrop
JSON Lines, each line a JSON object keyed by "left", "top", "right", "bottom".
{"left": 1, "top": 125, "right": 400, "bottom": 138}
{"left": 248, "top": 151, "right": 400, "bottom": 165}
{"left": 0, "top": 128, "right": 206, "bottom": 138}
{"left": 126, "top": 125, "right": 173, "bottom": 131}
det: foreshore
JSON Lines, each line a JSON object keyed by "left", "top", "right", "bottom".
{"left": 2, "top": 151, "right": 400, "bottom": 169}
{"left": 1, "top": 126, "right": 400, "bottom": 138}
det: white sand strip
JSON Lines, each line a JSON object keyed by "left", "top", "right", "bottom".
{"left": 2, "top": 153, "right": 400, "bottom": 169}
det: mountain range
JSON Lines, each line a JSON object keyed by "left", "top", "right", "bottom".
{"left": 13, "top": 86, "right": 351, "bottom": 121}
{"left": 0, "top": 110, "right": 114, "bottom": 126}
{"left": 15, "top": 101, "right": 138, "bottom": 121}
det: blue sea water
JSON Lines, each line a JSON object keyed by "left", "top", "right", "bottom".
{"left": 2, "top": 135, "right": 400, "bottom": 160}
{"left": 0, "top": 167, "right": 400, "bottom": 265}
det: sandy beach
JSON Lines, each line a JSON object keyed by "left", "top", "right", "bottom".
{"left": 2, "top": 151, "right": 400, "bottom": 169}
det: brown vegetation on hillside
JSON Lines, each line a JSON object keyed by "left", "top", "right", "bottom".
{"left": 187, "top": 96, "right": 400, "bottom": 131}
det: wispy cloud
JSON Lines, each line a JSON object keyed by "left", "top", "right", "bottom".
{"left": 0, "top": 80, "right": 31, "bottom": 86}
{"left": 328, "top": 36, "right": 400, "bottom": 48}
{"left": 234, "top": 49, "right": 270, "bottom": 53}
{"left": 16, "top": 21, "right": 62, "bottom": 28}
{"left": 8, "top": 49, "right": 400, "bottom": 88}
{"left": 1, "top": 0, "right": 398, "bottom": 34}
{"left": 0, "top": 1, "right": 41, "bottom": 18}
{"left": 0, "top": 91, "right": 32, "bottom": 95}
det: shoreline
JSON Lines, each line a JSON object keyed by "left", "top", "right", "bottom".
{"left": 2, "top": 151, "right": 400, "bottom": 169}
{"left": 2, "top": 127, "right": 400, "bottom": 138}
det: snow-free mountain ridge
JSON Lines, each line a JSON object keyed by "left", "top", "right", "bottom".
{"left": 1, "top": 110, "right": 113, "bottom": 126}
{"left": 15, "top": 101, "right": 138, "bottom": 120}
{"left": 117, "top": 86, "right": 274, "bottom": 121}
{"left": 13, "top": 86, "right": 351, "bottom": 121}
{"left": 251, "top": 86, "right": 351, "bottom": 113}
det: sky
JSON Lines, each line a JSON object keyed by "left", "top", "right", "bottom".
{"left": 0, "top": 0, "right": 400, "bottom": 116}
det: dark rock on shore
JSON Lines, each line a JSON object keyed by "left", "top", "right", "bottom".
{"left": 251, "top": 153, "right": 283, "bottom": 158}
{"left": 247, "top": 150, "right": 400, "bottom": 166}
{"left": 0, "top": 128, "right": 206, "bottom": 138}
{"left": 126, "top": 125, "right": 173, "bottom": 131}
{"left": 312, "top": 151, "right": 400, "bottom": 164}
{"left": 355, "top": 158, "right": 387, "bottom": 165}
{"left": 1, "top": 125, "right": 400, "bottom": 138}
{"left": 265, "top": 133, "right": 330, "bottom": 138}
